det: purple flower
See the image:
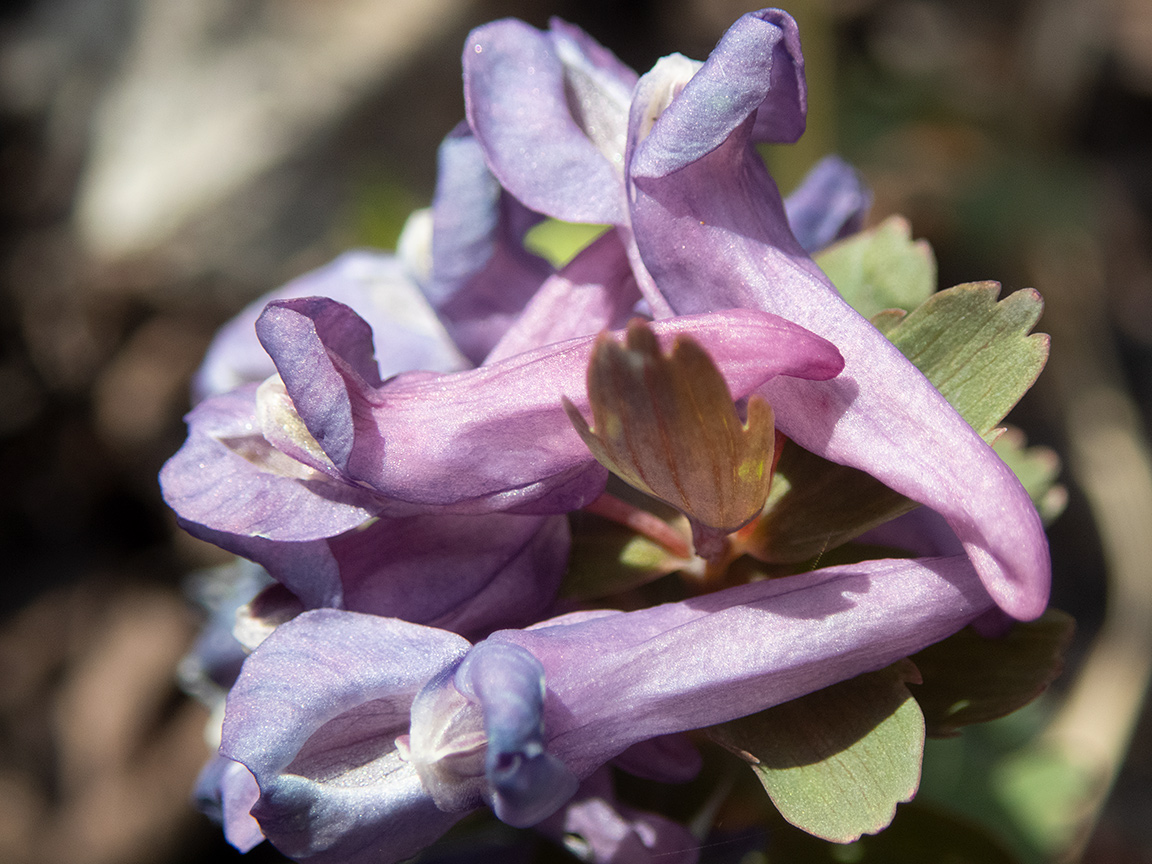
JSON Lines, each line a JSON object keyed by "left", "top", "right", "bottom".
{"left": 192, "top": 250, "right": 470, "bottom": 402}
{"left": 221, "top": 555, "right": 994, "bottom": 863}
{"left": 164, "top": 193, "right": 622, "bottom": 629}
{"left": 162, "top": 293, "right": 842, "bottom": 624}
{"left": 164, "top": 12, "right": 874, "bottom": 631}
{"left": 783, "top": 155, "right": 872, "bottom": 254}
{"left": 535, "top": 767, "right": 700, "bottom": 864}
{"left": 421, "top": 123, "right": 557, "bottom": 364}
{"left": 169, "top": 6, "right": 1055, "bottom": 862}
{"left": 463, "top": 8, "right": 1048, "bottom": 619}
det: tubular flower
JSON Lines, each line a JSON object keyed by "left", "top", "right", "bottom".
{"left": 464, "top": 8, "right": 1049, "bottom": 619}
{"left": 164, "top": 6, "right": 1058, "bottom": 864}
{"left": 221, "top": 555, "right": 994, "bottom": 863}
{"left": 162, "top": 294, "right": 842, "bottom": 615}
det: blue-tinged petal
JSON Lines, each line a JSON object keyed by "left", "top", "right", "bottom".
{"left": 332, "top": 512, "right": 570, "bottom": 638}
{"left": 464, "top": 19, "right": 628, "bottom": 224}
{"left": 179, "top": 510, "right": 568, "bottom": 639}
{"left": 250, "top": 770, "right": 458, "bottom": 864}
{"left": 159, "top": 385, "right": 381, "bottom": 544}
{"left": 176, "top": 523, "right": 345, "bottom": 610}
{"left": 222, "top": 611, "right": 471, "bottom": 864}
{"left": 611, "top": 734, "right": 701, "bottom": 784}
{"left": 625, "top": 15, "right": 1048, "bottom": 620}
{"left": 537, "top": 768, "right": 699, "bottom": 864}
{"left": 425, "top": 125, "right": 554, "bottom": 363}
{"left": 545, "top": 18, "right": 638, "bottom": 172}
{"left": 193, "top": 755, "right": 264, "bottom": 853}
{"left": 222, "top": 759, "right": 265, "bottom": 852}
{"left": 628, "top": 9, "right": 805, "bottom": 185}
{"left": 495, "top": 555, "right": 995, "bottom": 778}
{"left": 783, "top": 155, "right": 871, "bottom": 253}
{"left": 193, "top": 251, "right": 467, "bottom": 402}
{"left": 745, "top": 10, "right": 807, "bottom": 145}
{"left": 179, "top": 559, "right": 274, "bottom": 698}
{"left": 423, "top": 124, "right": 509, "bottom": 308}
{"left": 264, "top": 300, "right": 841, "bottom": 513}
{"left": 256, "top": 297, "right": 380, "bottom": 471}
{"left": 454, "top": 641, "right": 578, "bottom": 826}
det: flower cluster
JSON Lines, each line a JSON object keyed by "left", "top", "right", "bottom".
{"left": 163, "top": 8, "right": 1052, "bottom": 864}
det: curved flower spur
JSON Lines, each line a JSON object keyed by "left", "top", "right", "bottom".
{"left": 165, "top": 6, "right": 1063, "bottom": 864}
{"left": 222, "top": 551, "right": 995, "bottom": 864}
{"left": 464, "top": 7, "right": 1049, "bottom": 620}
{"left": 212, "top": 308, "right": 1042, "bottom": 862}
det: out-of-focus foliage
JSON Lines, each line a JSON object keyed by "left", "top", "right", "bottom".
{"left": 2, "top": 1, "right": 1150, "bottom": 862}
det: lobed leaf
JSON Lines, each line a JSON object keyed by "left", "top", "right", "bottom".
{"left": 882, "top": 282, "right": 1048, "bottom": 441}
{"left": 748, "top": 281, "right": 1051, "bottom": 564}
{"left": 813, "top": 215, "right": 936, "bottom": 319}
{"left": 910, "top": 609, "right": 1074, "bottom": 737}
{"left": 708, "top": 661, "right": 924, "bottom": 843}
{"left": 992, "top": 427, "right": 1067, "bottom": 525}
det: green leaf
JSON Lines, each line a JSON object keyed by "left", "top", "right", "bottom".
{"left": 762, "top": 801, "right": 1022, "bottom": 864}
{"left": 992, "top": 745, "right": 1096, "bottom": 856}
{"left": 869, "top": 307, "right": 907, "bottom": 335}
{"left": 747, "top": 282, "right": 1051, "bottom": 564}
{"left": 522, "top": 219, "right": 610, "bottom": 267}
{"left": 745, "top": 447, "right": 915, "bottom": 565}
{"left": 882, "top": 282, "right": 1049, "bottom": 441}
{"left": 814, "top": 215, "right": 937, "bottom": 318}
{"left": 910, "top": 609, "right": 1074, "bottom": 737}
{"left": 560, "top": 513, "right": 686, "bottom": 601}
{"left": 708, "top": 662, "right": 925, "bottom": 843}
{"left": 992, "top": 427, "right": 1067, "bottom": 525}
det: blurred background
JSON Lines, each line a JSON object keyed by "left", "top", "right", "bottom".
{"left": 1, "top": 0, "right": 1150, "bottom": 861}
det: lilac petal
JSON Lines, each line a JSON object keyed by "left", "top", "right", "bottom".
{"left": 179, "top": 559, "right": 274, "bottom": 696}
{"left": 223, "top": 611, "right": 470, "bottom": 777}
{"left": 159, "top": 385, "right": 380, "bottom": 544}
{"left": 745, "top": 10, "right": 807, "bottom": 145}
{"left": 193, "top": 755, "right": 265, "bottom": 852}
{"left": 464, "top": 19, "right": 629, "bottom": 224}
{"left": 485, "top": 231, "right": 640, "bottom": 363}
{"left": 611, "top": 734, "right": 701, "bottom": 784}
{"left": 256, "top": 297, "right": 380, "bottom": 471}
{"left": 626, "top": 33, "right": 1048, "bottom": 621}
{"left": 858, "top": 506, "right": 965, "bottom": 559}
{"left": 628, "top": 9, "right": 805, "bottom": 186}
{"left": 183, "top": 512, "right": 568, "bottom": 639}
{"left": 423, "top": 124, "right": 511, "bottom": 307}
{"left": 783, "top": 155, "right": 872, "bottom": 253}
{"left": 331, "top": 512, "right": 570, "bottom": 638}
{"left": 538, "top": 768, "right": 699, "bottom": 864}
{"left": 222, "top": 611, "right": 471, "bottom": 864}
{"left": 272, "top": 303, "right": 842, "bottom": 513}
{"left": 177, "top": 523, "right": 344, "bottom": 609}
{"left": 194, "top": 756, "right": 259, "bottom": 850}
{"left": 545, "top": 18, "right": 638, "bottom": 171}
{"left": 222, "top": 760, "right": 265, "bottom": 852}
{"left": 454, "top": 640, "right": 578, "bottom": 826}
{"left": 493, "top": 555, "right": 995, "bottom": 778}
{"left": 426, "top": 125, "right": 555, "bottom": 363}
{"left": 193, "top": 251, "right": 467, "bottom": 402}
{"left": 559, "top": 796, "right": 699, "bottom": 864}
